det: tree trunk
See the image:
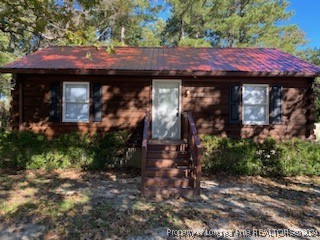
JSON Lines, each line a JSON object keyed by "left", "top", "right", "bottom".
{"left": 120, "top": 26, "right": 125, "bottom": 45}
{"left": 178, "top": 1, "right": 192, "bottom": 43}
{"left": 179, "top": 19, "right": 185, "bottom": 42}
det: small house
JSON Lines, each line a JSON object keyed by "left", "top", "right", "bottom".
{"left": 1, "top": 46, "right": 319, "bottom": 195}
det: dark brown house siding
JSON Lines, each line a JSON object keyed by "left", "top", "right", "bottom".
{"left": 183, "top": 78, "right": 315, "bottom": 141}
{"left": 11, "top": 74, "right": 315, "bottom": 142}
{"left": 12, "top": 75, "right": 151, "bottom": 141}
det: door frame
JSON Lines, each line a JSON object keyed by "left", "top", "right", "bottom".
{"left": 152, "top": 79, "right": 182, "bottom": 139}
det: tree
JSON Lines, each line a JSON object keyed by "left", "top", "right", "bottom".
{"left": 300, "top": 48, "right": 320, "bottom": 121}
{"left": 178, "top": 38, "right": 211, "bottom": 47}
{"left": 209, "top": 0, "right": 306, "bottom": 53}
{"left": 85, "top": 0, "right": 162, "bottom": 46}
{"left": 0, "top": 0, "right": 96, "bottom": 53}
{"left": 162, "top": 0, "right": 208, "bottom": 46}
{"left": 0, "top": 30, "right": 17, "bottom": 99}
{"left": 0, "top": 32, "right": 16, "bottom": 130}
{"left": 163, "top": 0, "right": 306, "bottom": 52}
{"left": 139, "top": 27, "right": 161, "bottom": 47}
{"left": 301, "top": 48, "right": 320, "bottom": 66}
{"left": 139, "top": 19, "right": 166, "bottom": 47}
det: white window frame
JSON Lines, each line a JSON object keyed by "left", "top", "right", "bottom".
{"left": 62, "top": 82, "right": 90, "bottom": 123}
{"left": 242, "top": 84, "right": 269, "bottom": 125}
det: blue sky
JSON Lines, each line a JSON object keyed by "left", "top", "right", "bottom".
{"left": 288, "top": 0, "right": 319, "bottom": 48}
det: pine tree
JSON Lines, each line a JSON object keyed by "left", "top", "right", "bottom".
{"left": 162, "top": 0, "right": 209, "bottom": 46}
{"left": 163, "top": 0, "right": 306, "bottom": 53}
{"left": 85, "top": 0, "right": 162, "bottom": 46}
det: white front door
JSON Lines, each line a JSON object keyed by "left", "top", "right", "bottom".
{"left": 152, "top": 80, "right": 181, "bottom": 139}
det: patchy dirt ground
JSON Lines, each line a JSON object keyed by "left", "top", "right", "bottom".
{"left": 0, "top": 170, "right": 319, "bottom": 240}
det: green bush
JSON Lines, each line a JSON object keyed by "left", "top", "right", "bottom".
{"left": 0, "top": 100, "right": 10, "bottom": 131}
{"left": 90, "top": 130, "right": 130, "bottom": 169}
{"left": 0, "top": 130, "right": 130, "bottom": 170}
{"left": 202, "top": 135, "right": 320, "bottom": 176}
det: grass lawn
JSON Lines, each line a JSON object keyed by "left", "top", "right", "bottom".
{"left": 0, "top": 170, "right": 319, "bottom": 239}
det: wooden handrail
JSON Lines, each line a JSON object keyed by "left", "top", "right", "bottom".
{"left": 185, "top": 112, "right": 202, "bottom": 196}
{"left": 187, "top": 112, "right": 202, "bottom": 148}
{"left": 141, "top": 111, "right": 150, "bottom": 196}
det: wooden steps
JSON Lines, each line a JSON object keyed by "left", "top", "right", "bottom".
{"left": 145, "top": 168, "right": 188, "bottom": 178}
{"left": 142, "top": 140, "right": 195, "bottom": 197}
{"left": 146, "top": 159, "right": 191, "bottom": 168}
{"left": 141, "top": 112, "right": 202, "bottom": 198}
{"left": 145, "top": 177, "right": 192, "bottom": 188}
{"left": 147, "top": 150, "right": 190, "bottom": 159}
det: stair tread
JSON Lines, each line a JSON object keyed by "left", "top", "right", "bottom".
{"left": 145, "top": 167, "right": 188, "bottom": 170}
{"left": 144, "top": 177, "right": 193, "bottom": 188}
{"left": 147, "top": 150, "right": 189, "bottom": 153}
{"left": 147, "top": 150, "right": 190, "bottom": 159}
{"left": 148, "top": 139, "right": 187, "bottom": 145}
{"left": 145, "top": 167, "right": 190, "bottom": 178}
{"left": 146, "top": 159, "right": 191, "bottom": 164}
{"left": 147, "top": 152, "right": 189, "bottom": 158}
{"left": 145, "top": 177, "right": 190, "bottom": 180}
{"left": 144, "top": 186, "right": 194, "bottom": 190}
{"left": 146, "top": 159, "right": 191, "bottom": 168}
{"left": 147, "top": 158, "right": 191, "bottom": 161}
{"left": 146, "top": 160, "right": 190, "bottom": 167}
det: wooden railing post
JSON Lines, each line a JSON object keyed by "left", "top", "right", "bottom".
{"left": 186, "top": 112, "right": 202, "bottom": 196}
{"left": 195, "top": 146, "right": 202, "bottom": 195}
{"left": 141, "top": 111, "right": 150, "bottom": 196}
{"left": 141, "top": 146, "right": 147, "bottom": 196}
{"left": 182, "top": 112, "right": 188, "bottom": 140}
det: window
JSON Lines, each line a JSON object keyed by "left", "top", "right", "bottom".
{"left": 63, "top": 82, "right": 90, "bottom": 122}
{"left": 242, "top": 84, "right": 269, "bottom": 125}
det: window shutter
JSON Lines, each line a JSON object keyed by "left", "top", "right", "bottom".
{"left": 92, "top": 83, "right": 102, "bottom": 122}
{"left": 229, "top": 84, "right": 241, "bottom": 124}
{"left": 270, "top": 85, "right": 282, "bottom": 124}
{"left": 49, "top": 82, "right": 60, "bottom": 123}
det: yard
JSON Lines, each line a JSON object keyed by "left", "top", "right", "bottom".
{"left": 0, "top": 170, "right": 319, "bottom": 239}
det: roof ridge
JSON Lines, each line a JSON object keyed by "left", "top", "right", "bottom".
{"left": 42, "top": 45, "right": 278, "bottom": 50}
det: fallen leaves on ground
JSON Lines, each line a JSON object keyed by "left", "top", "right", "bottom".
{"left": 0, "top": 170, "right": 319, "bottom": 239}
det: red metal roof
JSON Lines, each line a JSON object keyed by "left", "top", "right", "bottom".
{"left": 1, "top": 46, "right": 319, "bottom": 77}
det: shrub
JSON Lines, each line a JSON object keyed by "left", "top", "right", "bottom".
{"left": 90, "top": 130, "right": 131, "bottom": 169}
{"left": 0, "top": 130, "right": 130, "bottom": 170}
{"left": 0, "top": 131, "right": 47, "bottom": 169}
{"left": 277, "top": 139, "right": 320, "bottom": 176}
{"left": 0, "top": 100, "right": 10, "bottom": 131}
{"left": 202, "top": 135, "right": 320, "bottom": 176}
